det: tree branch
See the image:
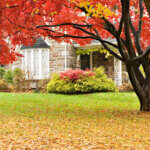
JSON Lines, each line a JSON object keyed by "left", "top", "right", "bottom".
{"left": 129, "top": 16, "right": 143, "bottom": 54}
{"left": 36, "top": 23, "right": 93, "bottom": 28}
{"left": 117, "top": 15, "right": 124, "bottom": 37}
{"left": 137, "top": 0, "right": 144, "bottom": 37}
{"left": 94, "top": 36, "right": 124, "bottom": 61}
{"left": 103, "top": 18, "right": 117, "bottom": 37}
{"left": 131, "top": 45, "right": 150, "bottom": 63}
{"left": 100, "top": 40, "right": 124, "bottom": 61}
{"left": 121, "top": 0, "right": 136, "bottom": 58}
{"left": 1, "top": 5, "right": 19, "bottom": 9}
{"left": 144, "top": 0, "right": 150, "bottom": 17}
{"left": 48, "top": 34, "right": 94, "bottom": 39}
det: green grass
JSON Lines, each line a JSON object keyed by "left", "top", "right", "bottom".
{"left": 0, "top": 92, "right": 139, "bottom": 116}
{"left": 0, "top": 92, "right": 149, "bottom": 149}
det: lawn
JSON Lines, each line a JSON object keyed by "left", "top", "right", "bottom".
{"left": 0, "top": 92, "right": 149, "bottom": 149}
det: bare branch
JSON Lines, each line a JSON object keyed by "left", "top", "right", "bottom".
{"left": 144, "top": 0, "right": 150, "bottom": 16}
{"left": 121, "top": 0, "right": 136, "bottom": 58}
{"left": 48, "top": 34, "right": 94, "bottom": 39}
{"left": 129, "top": 16, "right": 143, "bottom": 54}
{"left": 94, "top": 29, "right": 119, "bottom": 49}
{"left": 36, "top": 23, "right": 93, "bottom": 28}
{"left": 95, "top": 36, "right": 124, "bottom": 61}
{"left": 117, "top": 16, "right": 124, "bottom": 37}
{"left": 100, "top": 41, "right": 124, "bottom": 61}
{"left": 138, "top": 0, "right": 144, "bottom": 37}
{"left": 103, "top": 18, "right": 117, "bottom": 37}
{"left": 1, "top": 5, "right": 19, "bottom": 9}
{"left": 131, "top": 45, "right": 150, "bottom": 63}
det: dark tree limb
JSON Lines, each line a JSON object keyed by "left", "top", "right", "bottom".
{"left": 121, "top": 0, "right": 136, "bottom": 58}
{"left": 131, "top": 45, "right": 150, "bottom": 63}
{"left": 144, "top": 0, "right": 150, "bottom": 16}
{"left": 36, "top": 23, "right": 93, "bottom": 28}
{"left": 117, "top": 16, "right": 124, "bottom": 37}
{"left": 129, "top": 16, "right": 143, "bottom": 54}
{"left": 138, "top": 0, "right": 144, "bottom": 37}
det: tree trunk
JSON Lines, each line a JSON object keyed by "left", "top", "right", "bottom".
{"left": 132, "top": 83, "right": 150, "bottom": 112}
{"left": 140, "top": 80, "right": 150, "bottom": 111}
{"left": 126, "top": 64, "right": 150, "bottom": 111}
{"left": 140, "top": 96, "right": 150, "bottom": 111}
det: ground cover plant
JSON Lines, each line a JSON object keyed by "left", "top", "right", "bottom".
{"left": 0, "top": 92, "right": 149, "bottom": 149}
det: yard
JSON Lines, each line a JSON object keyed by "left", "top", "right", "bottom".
{"left": 0, "top": 92, "right": 149, "bottom": 149}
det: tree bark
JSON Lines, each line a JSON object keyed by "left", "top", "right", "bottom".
{"left": 126, "top": 62, "right": 150, "bottom": 111}
{"left": 140, "top": 97, "right": 150, "bottom": 111}
{"left": 144, "top": 0, "right": 150, "bottom": 17}
{"left": 140, "top": 83, "right": 150, "bottom": 111}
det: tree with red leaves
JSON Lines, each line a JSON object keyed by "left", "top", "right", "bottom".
{"left": 0, "top": 0, "right": 150, "bottom": 111}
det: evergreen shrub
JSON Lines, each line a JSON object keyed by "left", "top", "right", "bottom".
{"left": 4, "top": 69, "right": 13, "bottom": 84}
{"left": 47, "top": 67, "right": 116, "bottom": 94}
{"left": 0, "top": 79, "right": 9, "bottom": 92}
{"left": 0, "top": 67, "right": 5, "bottom": 79}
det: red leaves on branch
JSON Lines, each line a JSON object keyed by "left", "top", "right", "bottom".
{"left": 0, "top": 0, "right": 149, "bottom": 64}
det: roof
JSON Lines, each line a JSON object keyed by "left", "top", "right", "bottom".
{"left": 92, "top": 38, "right": 116, "bottom": 44}
{"left": 73, "top": 38, "right": 117, "bottom": 48}
{"left": 20, "top": 38, "right": 50, "bottom": 50}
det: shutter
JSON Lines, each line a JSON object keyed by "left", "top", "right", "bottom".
{"left": 22, "top": 50, "right": 25, "bottom": 70}
{"left": 42, "top": 49, "right": 49, "bottom": 77}
{"left": 34, "top": 50, "right": 40, "bottom": 77}
{"left": 27, "top": 50, "right": 32, "bottom": 75}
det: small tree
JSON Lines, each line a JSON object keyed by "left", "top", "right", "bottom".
{"left": 0, "top": 67, "right": 5, "bottom": 79}
{"left": 13, "top": 68, "right": 24, "bottom": 91}
{"left": 4, "top": 69, "right": 13, "bottom": 84}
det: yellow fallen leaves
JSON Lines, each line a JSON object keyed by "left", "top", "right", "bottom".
{"left": 0, "top": 112, "right": 149, "bottom": 149}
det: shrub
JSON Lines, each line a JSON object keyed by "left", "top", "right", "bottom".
{"left": 0, "top": 79, "right": 9, "bottom": 92}
{"left": 0, "top": 67, "right": 5, "bottom": 79}
{"left": 4, "top": 69, "right": 13, "bottom": 84}
{"left": 35, "top": 78, "right": 51, "bottom": 93}
{"left": 13, "top": 68, "right": 24, "bottom": 79}
{"left": 94, "top": 67, "right": 117, "bottom": 91}
{"left": 13, "top": 68, "right": 25, "bottom": 91}
{"left": 60, "top": 69, "right": 94, "bottom": 81}
{"left": 47, "top": 67, "right": 116, "bottom": 94}
{"left": 94, "top": 66, "right": 107, "bottom": 79}
{"left": 74, "top": 77, "right": 99, "bottom": 93}
{"left": 118, "top": 83, "right": 134, "bottom": 92}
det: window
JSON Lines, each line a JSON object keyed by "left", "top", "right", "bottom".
{"left": 22, "top": 49, "right": 49, "bottom": 79}
{"left": 81, "top": 54, "right": 90, "bottom": 70}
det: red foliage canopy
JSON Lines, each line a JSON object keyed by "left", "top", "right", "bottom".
{"left": 0, "top": 0, "right": 149, "bottom": 64}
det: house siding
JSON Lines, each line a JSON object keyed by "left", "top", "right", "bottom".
{"left": 48, "top": 40, "right": 77, "bottom": 75}
{"left": 6, "top": 39, "right": 129, "bottom": 86}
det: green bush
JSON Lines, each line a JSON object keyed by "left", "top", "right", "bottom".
{"left": 0, "top": 79, "right": 9, "bottom": 92}
{"left": 94, "top": 66, "right": 107, "bottom": 79}
{"left": 47, "top": 67, "right": 116, "bottom": 94}
{"left": 0, "top": 67, "right": 5, "bottom": 79}
{"left": 13, "top": 68, "right": 25, "bottom": 91}
{"left": 13, "top": 68, "right": 24, "bottom": 79}
{"left": 4, "top": 69, "right": 13, "bottom": 84}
